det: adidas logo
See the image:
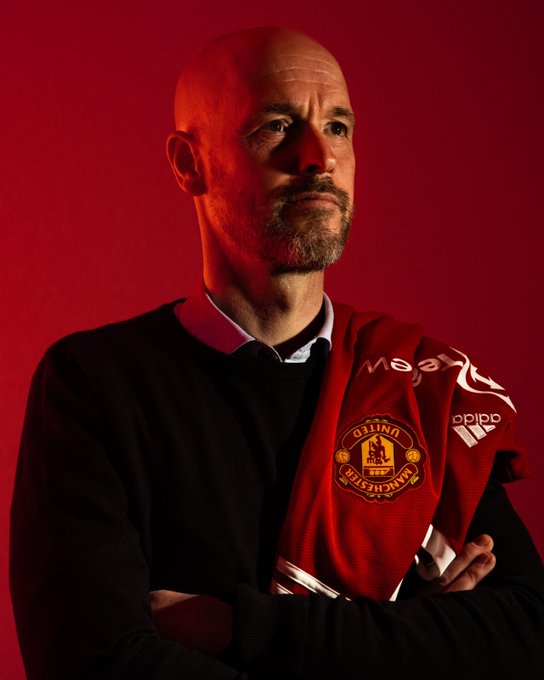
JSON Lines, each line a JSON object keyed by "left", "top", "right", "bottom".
{"left": 450, "top": 413, "right": 501, "bottom": 448}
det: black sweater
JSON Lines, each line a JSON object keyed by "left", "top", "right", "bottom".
{"left": 10, "top": 302, "right": 544, "bottom": 679}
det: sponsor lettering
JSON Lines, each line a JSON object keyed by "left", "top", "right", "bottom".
{"left": 356, "top": 348, "right": 515, "bottom": 411}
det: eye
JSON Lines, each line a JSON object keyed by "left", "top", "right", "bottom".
{"left": 328, "top": 121, "right": 349, "bottom": 136}
{"left": 261, "top": 119, "right": 290, "bottom": 133}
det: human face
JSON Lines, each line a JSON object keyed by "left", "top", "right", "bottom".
{"left": 197, "top": 35, "right": 356, "bottom": 273}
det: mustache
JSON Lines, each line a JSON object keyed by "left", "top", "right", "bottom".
{"left": 270, "top": 178, "right": 351, "bottom": 211}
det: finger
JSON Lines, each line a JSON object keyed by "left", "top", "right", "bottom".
{"left": 437, "top": 534, "right": 494, "bottom": 588}
{"left": 444, "top": 551, "right": 496, "bottom": 593}
{"left": 149, "top": 590, "right": 196, "bottom": 613}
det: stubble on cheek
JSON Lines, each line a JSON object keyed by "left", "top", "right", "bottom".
{"left": 205, "top": 150, "right": 354, "bottom": 271}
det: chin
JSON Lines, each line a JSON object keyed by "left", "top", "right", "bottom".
{"left": 268, "top": 231, "right": 350, "bottom": 274}
{"left": 265, "top": 208, "right": 352, "bottom": 272}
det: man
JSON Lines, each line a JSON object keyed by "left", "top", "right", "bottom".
{"left": 10, "top": 27, "right": 544, "bottom": 679}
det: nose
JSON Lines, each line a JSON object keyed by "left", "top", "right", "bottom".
{"left": 296, "top": 126, "right": 336, "bottom": 175}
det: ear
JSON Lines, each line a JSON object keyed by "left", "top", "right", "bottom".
{"left": 166, "top": 131, "right": 206, "bottom": 196}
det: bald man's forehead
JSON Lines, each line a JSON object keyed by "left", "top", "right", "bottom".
{"left": 221, "top": 36, "right": 346, "bottom": 84}
{"left": 219, "top": 45, "right": 350, "bottom": 115}
{"left": 249, "top": 57, "right": 346, "bottom": 88}
{"left": 237, "top": 64, "right": 350, "bottom": 129}
{"left": 174, "top": 28, "right": 351, "bottom": 131}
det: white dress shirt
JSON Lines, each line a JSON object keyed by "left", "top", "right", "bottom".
{"left": 175, "top": 281, "right": 333, "bottom": 363}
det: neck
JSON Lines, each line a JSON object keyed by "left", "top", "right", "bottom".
{"left": 203, "top": 266, "right": 326, "bottom": 351}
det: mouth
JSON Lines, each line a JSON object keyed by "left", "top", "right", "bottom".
{"left": 288, "top": 192, "right": 339, "bottom": 208}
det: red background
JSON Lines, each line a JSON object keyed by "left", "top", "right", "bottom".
{"left": 2, "top": 1, "right": 542, "bottom": 676}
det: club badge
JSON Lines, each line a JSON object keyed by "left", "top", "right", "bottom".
{"left": 334, "top": 416, "right": 426, "bottom": 502}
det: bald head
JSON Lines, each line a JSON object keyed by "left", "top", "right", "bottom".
{"left": 167, "top": 26, "right": 355, "bottom": 276}
{"left": 174, "top": 27, "right": 348, "bottom": 133}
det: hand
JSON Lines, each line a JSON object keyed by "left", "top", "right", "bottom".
{"left": 150, "top": 590, "right": 232, "bottom": 655}
{"left": 428, "top": 534, "right": 496, "bottom": 594}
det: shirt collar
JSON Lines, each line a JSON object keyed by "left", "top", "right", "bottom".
{"left": 175, "top": 280, "right": 333, "bottom": 363}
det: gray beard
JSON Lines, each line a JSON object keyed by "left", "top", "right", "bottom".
{"left": 262, "top": 203, "right": 353, "bottom": 273}
{"left": 258, "top": 177, "right": 354, "bottom": 272}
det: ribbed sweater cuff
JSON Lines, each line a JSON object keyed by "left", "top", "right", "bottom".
{"left": 233, "top": 584, "right": 308, "bottom": 675}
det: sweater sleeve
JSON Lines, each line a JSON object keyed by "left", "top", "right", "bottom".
{"left": 233, "top": 476, "right": 544, "bottom": 679}
{"left": 10, "top": 346, "right": 245, "bottom": 680}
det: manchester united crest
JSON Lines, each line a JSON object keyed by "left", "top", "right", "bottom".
{"left": 334, "top": 416, "right": 426, "bottom": 502}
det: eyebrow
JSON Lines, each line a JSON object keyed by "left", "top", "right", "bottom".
{"left": 250, "top": 103, "right": 356, "bottom": 127}
{"left": 329, "top": 106, "right": 356, "bottom": 127}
